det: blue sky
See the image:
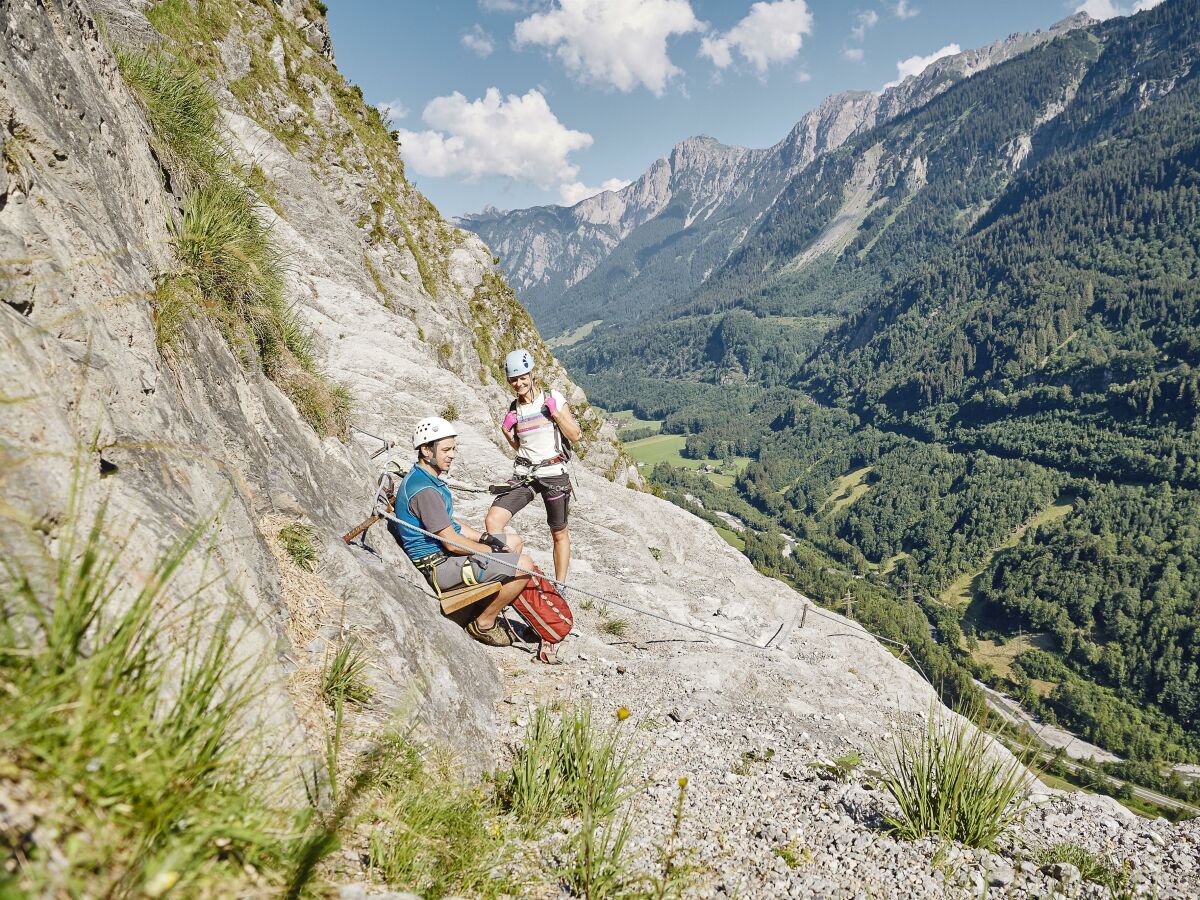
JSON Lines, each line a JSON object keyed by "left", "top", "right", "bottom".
{"left": 325, "top": 0, "right": 1150, "bottom": 219}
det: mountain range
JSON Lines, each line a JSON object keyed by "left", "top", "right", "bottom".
{"left": 459, "top": 13, "right": 1094, "bottom": 339}
{"left": 463, "top": 0, "right": 1200, "bottom": 776}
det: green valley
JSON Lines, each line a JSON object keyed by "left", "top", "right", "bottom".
{"left": 543, "top": 0, "right": 1200, "bottom": 791}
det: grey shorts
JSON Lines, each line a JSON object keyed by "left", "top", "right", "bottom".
{"left": 430, "top": 551, "right": 521, "bottom": 592}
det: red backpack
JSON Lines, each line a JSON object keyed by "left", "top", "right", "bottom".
{"left": 511, "top": 564, "right": 573, "bottom": 663}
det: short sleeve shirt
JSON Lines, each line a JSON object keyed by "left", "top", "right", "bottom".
{"left": 409, "top": 488, "right": 452, "bottom": 534}
{"left": 513, "top": 388, "right": 568, "bottom": 475}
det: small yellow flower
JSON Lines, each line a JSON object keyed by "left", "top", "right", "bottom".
{"left": 678, "top": 776, "right": 688, "bottom": 789}
{"left": 144, "top": 870, "right": 179, "bottom": 897}
{"left": 616, "top": 706, "right": 630, "bottom": 721}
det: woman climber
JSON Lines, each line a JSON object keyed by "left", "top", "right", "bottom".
{"left": 485, "top": 348, "right": 582, "bottom": 591}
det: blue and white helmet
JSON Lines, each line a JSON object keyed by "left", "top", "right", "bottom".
{"left": 504, "top": 348, "right": 534, "bottom": 379}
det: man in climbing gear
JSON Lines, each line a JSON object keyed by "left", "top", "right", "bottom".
{"left": 389, "top": 415, "right": 537, "bottom": 648}
{"left": 485, "top": 348, "right": 582, "bottom": 590}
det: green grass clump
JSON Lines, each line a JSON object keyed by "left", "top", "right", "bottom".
{"left": 278, "top": 521, "right": 318, "bottom": 571}
{"left": 1035, "top": 843, "right": 1128, "bottom": 890}
{"left": 877, "top": 714, "right": 1031, "bottom": 848}
{"left": 600, "top": 617, "right": 630, "bottom": 638}
{"left": 151, "top": 272, "right": 201, "bottom": 350}
{"left": 114, "top": 48, "right": 224, "bottom": 190}
{"left": 499, "top": 703, "right": 635, "bottom": 830}
{"left": 116, "top": 48, "right": 352, "bottom": 438}
{"left": 560, "top": 811, "right": 638, "bottom": 899}
{"left": 283, "top": 372, "right": 354, "bottom": 440}
{"left": 0, "top": 485, "right": 305, "bottom": 896}
{"left": 174, "top": 180, "right": 289, "bottom": 357}
{"left": 321, "top": 638, "right": 373, "bottom": 707}
{"left": 362, "top": 739, "right": 499, "bottom": 900}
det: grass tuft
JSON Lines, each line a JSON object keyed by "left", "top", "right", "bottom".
{"left": 282, "top": 372, "right": 354, "bottom": 441}
{"left": 877, "top": 713, "right": 1031, "bottom": 848}
{"left": 364, "top": 733, "right": 505, "bottom": 897}
{"left": 116, "top": 47, "right": 352, "bottom": 438}
{"left": 1035, "top": 842, "right": 1129, "bottom": 890}
{"left": 498, "top": 702, "right": 635, "bottom": 831}
{"left": 278, "top": 522, "right": 317, "bottom": 571}
{"left": 114, "top": 48, "right": 224, "bottom": 190}
{"left": 151, "top": 272, "right": 201, "bottom": 350}
{"left": 321, "top": 637, "right": 373, "bottom": 707}
{"left": 0, "top": 479, "right": 304, "bottom": 896}
{"left": 600, "top": 617, "right": 630, "bottom": 638}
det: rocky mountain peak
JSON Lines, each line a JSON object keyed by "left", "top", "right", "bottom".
{"left": 461, "top": 13, "right": 1106, "bottom": 337}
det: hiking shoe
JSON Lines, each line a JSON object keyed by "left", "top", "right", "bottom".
{"left": 466, "top": 619, "right": 512, "bottom": 647}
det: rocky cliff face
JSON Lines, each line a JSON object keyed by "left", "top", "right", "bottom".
{"left": 3, "top": 2, "right": 1197, "bottom": 897}
{"left": 458, "top": 13, "right": 1094, "bottom": 338}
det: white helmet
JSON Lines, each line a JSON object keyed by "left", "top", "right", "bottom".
{"left": 504, "top": 348, "right": 534, "bottom": 379}
{"left": 412, "top": 416, "right": 457, "bottom": 448}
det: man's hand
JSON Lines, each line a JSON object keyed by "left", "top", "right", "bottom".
{"left": 480, "top": 531, "right": 509, "bottom": 552}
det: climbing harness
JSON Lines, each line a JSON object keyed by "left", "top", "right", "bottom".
{"left": 488, "top": 461, "right": 569, "bottom": 496}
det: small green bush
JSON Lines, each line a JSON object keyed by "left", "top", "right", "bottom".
{"left": 877, "top": 714, "right": 1030, "bottom": 848}
{"left": 811, "top": 750, "right": 862, "bottom": 782}
{"left": 440, "top": 402, "right": 459, "bottom": 421}
{"left": 278, "top": 522, "right": 317, "bottom": 571}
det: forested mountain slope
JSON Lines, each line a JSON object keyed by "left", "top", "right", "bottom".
{"left": 460, "top": 15, "right": 1090, "bottom": 339}
{"left": 553, "top": 0, "right": 1200, "bottom": 769}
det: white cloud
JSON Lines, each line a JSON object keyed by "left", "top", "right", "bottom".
{"left": 842, "top": 46, "right": 864, "bottom": 62}
{"left": 1075, "top": 0, "right": 1122, "bottom": 16}
{"left": 377, "top": 99, "right": 408, "bottom": 121}
{"left": 462, "top": 24, "right": 496, "bottom": 57}
{"left": 894, "top": 0, "right": 919, "bottom": 19}
{"left": 700, "top": 0, "right": 814, "bottom": 76}
{"left": 851, "top": 9, "right": 878, "bottom": 41}
{"left": 515, "top": 0, "right": 702, "bottom": 95}
{"left": 883, "top": 42, "right": 960, "bottom": 89}
{"left": 1074, "top": 0, "right": 1162, "bottom": 18}
{"left": 396, "top": 88, "right": 592, "bottom": 189}
{"left": 559, "top": 177, "right": 632, "bottom": 205}
{"left": 796, "top": 70, "right": 812, "bottom": 82}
